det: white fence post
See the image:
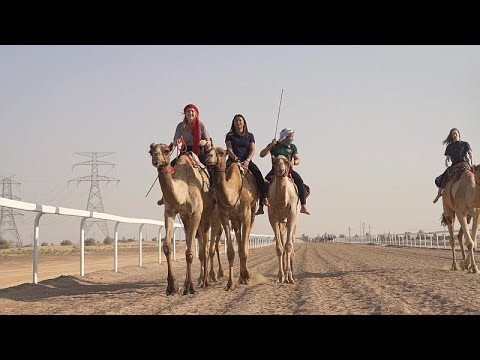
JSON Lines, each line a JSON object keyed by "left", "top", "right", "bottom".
{"left": 33, "top": 213, "right": 43, "bottom": 285}
{"left": 114, "top": 222, "right": 120, "bottom": 272}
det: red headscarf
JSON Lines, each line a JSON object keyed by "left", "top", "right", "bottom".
{"left": 184, "top": 104, "right": 201, "bottom": 155}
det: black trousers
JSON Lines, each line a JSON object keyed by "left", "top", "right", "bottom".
{"left": 226, "top": 159, "right": 268, "bottom": 199}
{"left": 265, "top": 168, "right": 307, "bottom": 205}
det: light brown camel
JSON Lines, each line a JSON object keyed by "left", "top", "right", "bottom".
{"left": 149, "top": 143, "right": 215, "bottom": 295}
{"left": 205, "top": 146, "right": 259, "bottom": 291}
{"left": 268, "top": 155, "right": 299, "bottom": 283}
{"left": 441, "top": 164, "right": 480, "bottom": 272}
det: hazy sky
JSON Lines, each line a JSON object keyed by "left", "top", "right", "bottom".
{"left": 1, "top": 45, "right": 480, "bottom": 244}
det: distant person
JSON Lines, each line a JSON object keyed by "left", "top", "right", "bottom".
{"left": 433, "top": 127, "right": 473, "bottom": 204}
{"left": 225, "top": 114, "right": 270, "bottom": 215}
{"left": 259, "top": 128, "right": 310, "bottom": 215}
{"left": 158, "top": 103, "right": 212, "bottom": 206}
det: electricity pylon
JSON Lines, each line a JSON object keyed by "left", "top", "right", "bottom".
{"left": 0, "top": 174, "right": 23, "bottom": 247}
{"left": 69, "top": 153, "right": 120, "bottom": 240}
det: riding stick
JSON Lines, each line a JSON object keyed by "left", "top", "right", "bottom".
{"left": 274, "top": 89, "right": 284, "bottom": 139}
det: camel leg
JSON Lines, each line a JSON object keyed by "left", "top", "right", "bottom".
{"left": 472, "top": 211, "right": 480, "bottom": 251}
{"left": 209, "top": 223, "right": 223, "bottom": 282}
{"left": 222, "top": 217, "right": 236, "bottom": 291}
{"left": 458, "top": 213, "right": 475, "bottom": 273}
{"left": 458, "top": 227, "right": 466, "bottom": 262}
{"left": 196, "top": 231, "right": 204, "bottom": 286}
{"left": 468, "top": 212, "right": 480, "bottom": 273}
{"left": 208, "top": 228, "right": 217, "bottom": 282}
{"left": 444, "top": 210, "right": 458, "bottom": 270}
{"left": 238, "top": 214, "right": 252, "bottom": 285}
{"left": 290, "top": 224, "right": 297, "bottom": 281}
{"left": 196, "top": 222, "right": 210, "bottom": 288}
{"left": 216, "top": 228, "right": 224, "bottom": 278}
{"left": 284, "top": 215, "right": 296, "bottom": 283}
{"left": 270, "top": 220, "right": 285, "bottom": 283}
{"left": 183, "top": 213, "right": 200, "bottom": 295}
{"left": 279, "top": 222, "right": 288, "bottom": 278}
{"left": 164, "top": 213, "right": 179, "bottom": 295}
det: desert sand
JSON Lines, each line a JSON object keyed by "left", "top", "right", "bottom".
{"left": 1, "top": 242, "right": 480, "bottom": 314}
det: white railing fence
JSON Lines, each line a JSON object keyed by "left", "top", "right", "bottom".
{"left": 0, "top": 197, "right": 274, "bottom": 285}
{"left": 334, "top": 230, "right": 479, "bottom": 250}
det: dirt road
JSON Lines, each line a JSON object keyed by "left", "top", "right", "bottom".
{"left": 1, "top": 242, "right": 479, "bottom": 314}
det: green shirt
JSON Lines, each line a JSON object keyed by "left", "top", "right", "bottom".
{"left": 270, "top": 142, "right": 298, "bottom": 161}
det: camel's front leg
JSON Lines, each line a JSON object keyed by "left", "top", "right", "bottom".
{"left": 208, "top": 228, "right": 218, "bottom": 282}
{"left": 221, "top": 216, "right": 236, "bottom": 291}
{"left": 444, "top": 211, "right": 458, "bottom": 270}
{"left": 458, "top": 214, "right": 475, "bottom": 272}
{"left": 164, "top": 213, "right": 179, "bottom": 295}
{"left": 468, "top": 212, "right": 480, "bottom": 273}
{"left": 284, "top": 217, "right": 296, "bottom": 283}
{"left": 216, "top": 229, "right": 225, "bottom": 278}
{"left": 238, "top": 215, "right": 252, "bottom": 285}
{"left": 184, "top": 213, "right": 200, "bottom": 295}
{"left": 270, "top": 217, "right": 284, "bottom": 283}
{"left": 196, "top": 223, "right": 210, "bottom": 288}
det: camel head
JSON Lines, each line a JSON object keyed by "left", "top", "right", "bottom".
{"left": 273, "top": 155, "right": 290, "bottom": 177}
{"left": 206, "top": 146, "right": 227, "bottom": 170}
{"left": 149, "top": 143, "right": 173, "bottom": 169}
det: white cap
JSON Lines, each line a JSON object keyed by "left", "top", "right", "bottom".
{"left": 278, "top": 128, "right": 295, "bottom": 142}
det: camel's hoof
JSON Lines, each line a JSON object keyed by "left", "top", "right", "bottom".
{"left": 224, "top": 281, "right": 236, "bottom": 291}
{"left": 276, "top": 277, "right": 284, "bottom": 283}
{"left": 452, "top": 263, "right": 459, "bottom": 271}
{"left": 239, "top": 277, "right": 249, "bottom": 285}
{"left": 218, "top": 268, "right": 224, "bottom": 278}
{"left": 183, "top": 285, "right": 197, "bottom": 295}
{"left": 166, "top": 283, "right": 179, "bottom": 296}
{"left": 209, "top": 272, "right": 218, "bottom": 282}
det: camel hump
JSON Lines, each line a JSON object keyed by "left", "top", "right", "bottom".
{"left": 451, "top": 162, "right": 473, "bottom": 184}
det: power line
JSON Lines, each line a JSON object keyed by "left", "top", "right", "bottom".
{"left": 69, "top": 152, "right": 120, "bottom": 240}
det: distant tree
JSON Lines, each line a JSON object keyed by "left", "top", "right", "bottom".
{"left": 41, "top": 242, "right": 49, "bottom": 246}
{"left": 103, "top": 236, "right": 114, "bottom": 245}
{"left": 339, "top": 234, "right": 345, "bottom": 238}
{"left": 60, "top": 240, "right": 72, "bottom": 246}
{"left": 84, "top": 238, "right": 96, "bottom": 246}
{"left": 0, "top": 239, "right": 10, "bottom": 249}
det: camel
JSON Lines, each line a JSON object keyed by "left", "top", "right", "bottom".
{"left": 441, "top": 164, "right": 480, "bottom": 272}
{"left": 268, "top": 155, "right": 299, "bottom": 283}
{"left": 205, "top": 146, "right": 259, "bottom": 291}
{"left": 149, "top": 143, "right": 215, "bottom": 295}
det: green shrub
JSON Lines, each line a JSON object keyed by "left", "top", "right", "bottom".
{"left": 60, "top": 240, "right": 72, "bottom": 246}
{"left": 0, "top": 239, "right": 10, "bottom": 249}
{"left": 41, "top": 242, "right": 49, "bottom": 246}
{"left": 103, "top": 236, "right": 114, "bottom": 245}
{"left": 84, "top": 238, "right": 96, "bottom": 246}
